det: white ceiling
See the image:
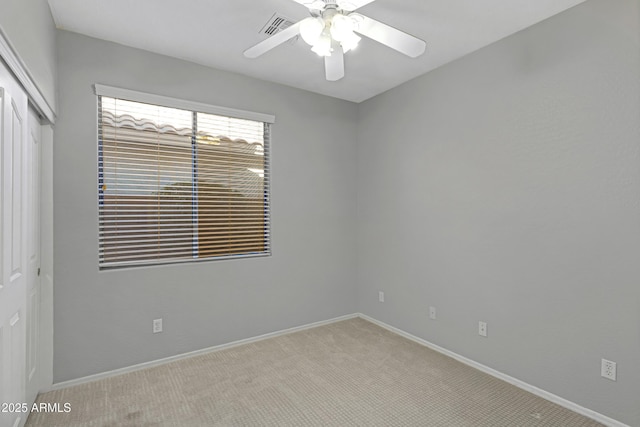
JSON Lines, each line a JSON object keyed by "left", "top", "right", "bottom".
{"left": 48, "top": 0, "right": 587, "bottom": 103}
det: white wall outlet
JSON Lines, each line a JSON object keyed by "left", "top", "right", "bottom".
{"left": 153, "top": 318, "right": 163, "bottom": 334}
{"left": 378, "top": 291, "right": 385, "bottom": 303}
{"left": 601, "top": 358, "right": 616, "bottom": 381}
{"left": 478, "top": 321, "right": 488, "bottom": 337}
{"left": 429, "top": 306, "right": 437, "bottom": 320}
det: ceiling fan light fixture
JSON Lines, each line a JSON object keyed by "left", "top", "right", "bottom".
{"left": 300, "top": 16, "right": 325, "bottom": 46}
{"left": 348, "top": 13, "right": 365, "bottom": 30}
{"left": 311, "top": 32, "right": 333, "bottom": 56}
{"left": 244, "top": 0, "right": 427, "bottom": 82}
{"left": 329, "top": 14, "right": 354, "bottom": 42}
{"left": 340, "top": 31, "right": 361, "bottom": 53}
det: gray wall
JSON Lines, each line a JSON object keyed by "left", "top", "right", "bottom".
{"left": 54, "top": 1, "right": 639, "bottom": 424}
{"left": 54, "top": 31, "right": 358, "bottom": 382}
{"left": 0, "top": 0, "right": 57, "bottom": 110}
{"left": 356, "top": 0, "right": 640, "bottom": 425}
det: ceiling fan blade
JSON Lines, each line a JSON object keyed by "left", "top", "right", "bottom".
{"left": 337, "top": 0, "right": 376, "bottom": 11}
{"left": 353, "top": 15, "right": 426, "bottom": 58}
{"left": 244, "top": 21, "right": 302, "bottom": 59}
{"left": 325, "top": 43, "right": 345, "bottom": 81}
{"left": 292, "top": 0, "right": 325, "bottom": 10}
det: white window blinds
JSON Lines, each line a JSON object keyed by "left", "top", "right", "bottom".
{"left": 96, "top": 87, "right": 272, "bottom": 268}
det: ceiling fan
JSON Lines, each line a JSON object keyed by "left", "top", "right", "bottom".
{"left": 244, "top": 0, "right": 426, "bottom": 81}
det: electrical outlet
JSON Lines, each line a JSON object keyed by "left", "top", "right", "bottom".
{"left": 378, "top": 291, "right": 385, "bottom": 303}
{"left": 478, "top": 321, "right": 487, "bottom": 337}
{"left": 429, "top": 306, "right": 437, "bottom": 320}
{"left": 601, "top": 359, "right": 616, "bottom": 381}
{"left": 153, "top": 318, "right": 163, "bottom": 334}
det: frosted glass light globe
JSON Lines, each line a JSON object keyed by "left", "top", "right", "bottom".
{"left": 330, "top": 14, "right": 354, "bottom": 42}
{"left": 340, "top": 31, "right": 361, "bottom": 53}
{"left": 311, "top": 33, "right": 333, "bottom": 56}
{"left": 300, "top": 17, "right": 325, "bottom": 46}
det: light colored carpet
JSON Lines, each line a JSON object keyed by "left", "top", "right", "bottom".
{"left": 26, "top": 318, "right": 604, "bottom": 426}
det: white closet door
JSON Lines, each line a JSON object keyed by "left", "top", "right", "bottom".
{"left": 24, "top": 107, "right": 41, "bottom": 407}
{"left": 1, "top": 59, "right": 30, "bottom": 427}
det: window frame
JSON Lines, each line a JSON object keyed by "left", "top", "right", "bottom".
{"left": 94, "top": 84, "right": 274, "bottom": 270}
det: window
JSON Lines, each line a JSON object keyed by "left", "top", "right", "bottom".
{"left": 95, "top": 85, "right": 273, "bottom": 268}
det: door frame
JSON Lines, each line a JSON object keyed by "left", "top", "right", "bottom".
{"left": 0, "top": 27, "right": 55, "bottom": 124}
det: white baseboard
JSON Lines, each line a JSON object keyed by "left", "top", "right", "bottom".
{"left": 44, "top": 311, "right": 628, "bottom": 427}
{"left": 358, "top": 314, "right": 629, "bottom": 427}
{"left": 45, "top": 313, "right": 358, "bottom": 392}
